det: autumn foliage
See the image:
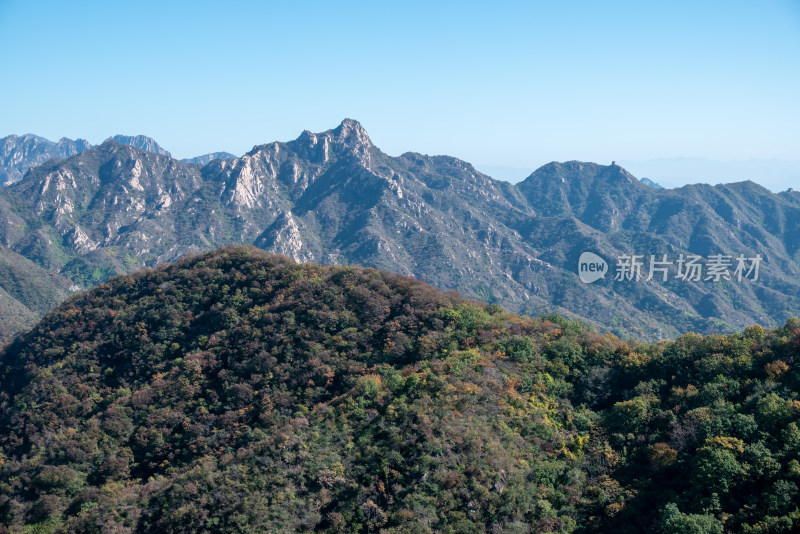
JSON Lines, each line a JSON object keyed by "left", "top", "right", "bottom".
{"left": 0, "top": 246, "right": 798, "bottom": 533}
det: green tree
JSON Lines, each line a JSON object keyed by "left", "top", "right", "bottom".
{"left": 690, "top": 446, "right": 743, "bottom": 496}
{"left": 657, "top": 503, "right": 723, "bottom": 534}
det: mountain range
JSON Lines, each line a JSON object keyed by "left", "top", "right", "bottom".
{"left": 0, "top": 133, "right": 229, "bottom": 187}
{"left": 0, "top": 119, "right": 798, "bottom": 342}
{"left": 0, "top": 134, "right": 91, "bottom": 186}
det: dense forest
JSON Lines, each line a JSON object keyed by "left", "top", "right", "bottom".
{"left": 0, "top": 246, "right": 798, "bottom": 533}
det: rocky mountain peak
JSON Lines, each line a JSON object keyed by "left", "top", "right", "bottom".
{"left": 17, "top": 134, "right": 48, "bottom": 144}
{"left": 331, "top": 118, "right": 373, "bottom": 148}
{"left": 607, "top": 163, "right": 642, "bottom": 185}
{"left": 296, "top": 129, "right": 319, "bottom": 146}
{"left": 287, "top": 119, "right": 374, "bottom": 165}
{"left": 0, "top": 134, "right": 92, "bottom": 186}
{"left": 95, "top": 138, "right": 142, "bottom": 159}
{"left": 105, "top": 135, "right": 171, "bottom": 157}
{"left": 56, "top": 137, "right": 92, "bottom": 152}
{"left": 522, "top": 160, "right": 643, "bottom": 188}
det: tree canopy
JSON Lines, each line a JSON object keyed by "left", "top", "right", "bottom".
{"left": 1, "top": 246, "right": 798, "bottom": 533}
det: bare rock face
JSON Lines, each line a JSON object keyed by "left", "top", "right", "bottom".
{"left": 0, "top": 134, "right": 91, "bottom": 186}
{"left": 106, "top": 135, "right": 171, "bottom": 157}
{"left": 1, "top": 133, "right": 174, "bottom": 187}
{"left": 254, "top": 212, "right": 315, "bottom": 263}
{"left": 0, "top": 119, "right": 798, "bottom": 342}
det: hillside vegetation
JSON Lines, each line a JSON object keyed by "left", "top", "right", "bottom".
{"left": 0, "top": 246, "right": 74, "bottom": 343}
{"left": 0, "top": 246, "right": 798, "bottom": 533}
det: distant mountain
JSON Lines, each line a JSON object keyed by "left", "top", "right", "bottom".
{"left": 0, "top": 119, "right": 798, "bottom": 342}
{"left": 0, "top": 134, "right": 91, "bottom": 186}
{"left": 181, "top": 151, "right": 237, "bottom": 165}
{"left": 640, "top": 177, "right": 665, "bottom": 189}
{"left": 619, "top": 157, "right": 800, "bottom": 192}
{"left": 1, "top": 134, "right": 172, "bottom": 188}
{"left": 105, "top": 134, "right": 171, "bottom": 156}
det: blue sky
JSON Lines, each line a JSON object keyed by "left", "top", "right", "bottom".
{"left": 1, "top": 1, "right": 798, "bottom": 188}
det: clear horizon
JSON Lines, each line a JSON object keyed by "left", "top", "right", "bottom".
{"left": 1, "top": 0, "right": 798, "bottom": 189}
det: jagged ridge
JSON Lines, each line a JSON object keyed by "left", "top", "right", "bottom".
{"left": 0, "top": 120, "right": 798, "bottom": 342}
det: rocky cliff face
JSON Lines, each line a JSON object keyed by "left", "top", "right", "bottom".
{"left": 1, "top": 134, "right": 175, "bottom": 187}
{"left": 0, "top": 134, "right": 91, "bottom": 186}
{"left": 105, "top": 134, "right": 171, "bottom": 157}
{"left": 0, "top": 119, "right": 798, "bottom": 341}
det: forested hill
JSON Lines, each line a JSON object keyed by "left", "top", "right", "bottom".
{"left": 1, "top": 246, "right": 798, "bottom": 533}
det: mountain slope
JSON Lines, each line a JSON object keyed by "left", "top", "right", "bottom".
{"left": 0, "top": 246, "right": 798, "bottom": 532}
{"left": 516, "top": 163, "right": 800, "bottom": 336}
{"left": 0, "top": 245, "right": 75, "bottom": 315}
{"left": 0, "top": 284, "right": 38, "bottom": 342}
{"left": 0, "top": 120, "right": 798, "bottom": 341}
{"left": 640, "top": 177, "right": 665, "bottom": 189}
{"left": 0, "top": 246, "right": 75, "bottom": 343}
